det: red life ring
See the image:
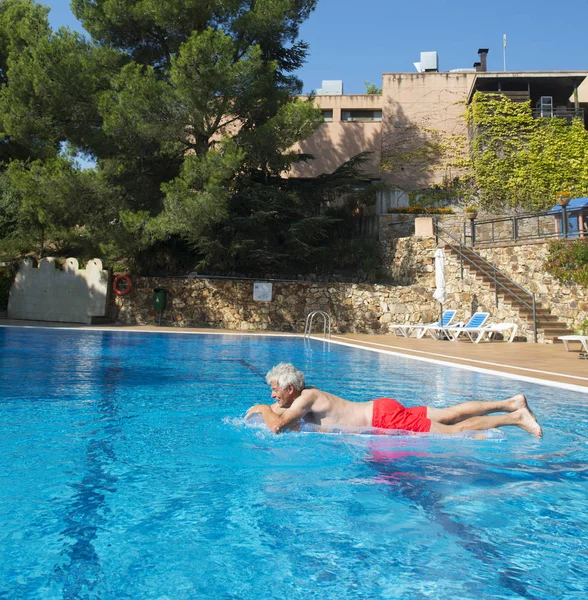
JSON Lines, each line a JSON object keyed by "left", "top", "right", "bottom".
{"left": 113, "top": 274, "right": 132, "bottom": 296}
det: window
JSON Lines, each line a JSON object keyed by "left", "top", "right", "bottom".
{"left": 321, "top": 109, "right": 333, "bottom": 122}
{"left": 341, "top": 109, "right": 382, "bottom": 122}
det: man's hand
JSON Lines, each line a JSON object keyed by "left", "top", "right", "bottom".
{"left": 245, "top": 393, "right": 313, "bottom": 434}
{"left": 245, "top": 404, "right": 269, "bottom": 420}
{"left": 244, "top": 403, "right": 291, "bottom": 434}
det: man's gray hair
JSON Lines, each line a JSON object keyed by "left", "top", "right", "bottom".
{"left": 265, "top": 363, "right": 305, "bottom": 391}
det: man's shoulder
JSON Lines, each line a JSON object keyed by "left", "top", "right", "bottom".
{"left": 300, "top": 387, "right": 321, "bottom": 399}
{"left": 291, "top": 387, "right": 320, "bottom": 407}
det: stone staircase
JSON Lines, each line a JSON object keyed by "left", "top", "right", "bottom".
{"left": 445, "top": 244, "right": 574, "bottom": 343}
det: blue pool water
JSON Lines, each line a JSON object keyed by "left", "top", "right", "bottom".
{"left": 0, "top": 327, "right": 587, "bottom": 599}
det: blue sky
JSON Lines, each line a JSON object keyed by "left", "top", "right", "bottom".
{"left": 43, "top": 0, "right": 588, "bottom": 94}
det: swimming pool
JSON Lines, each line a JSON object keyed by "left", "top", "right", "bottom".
{"left": 1, "top": 327, "right": 586, "bottom": 599}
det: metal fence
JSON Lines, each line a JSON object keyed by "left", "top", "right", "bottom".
{"left": 465, "top": 207, "right": 585, "bottom": 246}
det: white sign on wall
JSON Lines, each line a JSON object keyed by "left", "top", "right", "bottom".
{"left": 253, "top": 282, "right": 273, "bottom": 302}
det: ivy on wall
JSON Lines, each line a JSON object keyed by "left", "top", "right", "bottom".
{"left": 381, "top": 92, "right": 588, "bottom": 213}
{"left": 466, "top": 92, "right": 588, "bottom": 212}
{"left": 381, "top": 115, "right": 472, "bottom": 207}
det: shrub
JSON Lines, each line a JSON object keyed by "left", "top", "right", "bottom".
{"left": 544, "top": 239, "right": 588, "bottom": 286}
{"left": 0, "top": 268, "right": 16, "bottom": 310}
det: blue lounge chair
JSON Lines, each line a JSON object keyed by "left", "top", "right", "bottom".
{"left": 392, "top": 310, "right": 457, "bottom": 339}
{"left": 438, "top": 312, "right": 491, "bottom": 342}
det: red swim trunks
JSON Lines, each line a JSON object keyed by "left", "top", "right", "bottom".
{"left": 372, "top": 398, "right": 431, "bottom": 432}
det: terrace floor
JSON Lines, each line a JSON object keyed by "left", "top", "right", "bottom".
{"left": 1, "top": 319, "right": 587, "bottom": 392}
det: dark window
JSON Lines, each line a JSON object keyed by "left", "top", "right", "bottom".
{"left": 341, "top": 109, "right": 382, "bottom": 122}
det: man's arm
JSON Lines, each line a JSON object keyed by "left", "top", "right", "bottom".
{"left": 245, "top": 394, "right": 314, "bottom": 434}
{"left": 269, "top": 402, "right": 286, "bottom": 416}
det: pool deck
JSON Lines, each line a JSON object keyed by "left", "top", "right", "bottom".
{"left": 1, "top": 319, "right": 587, "bottom": 392}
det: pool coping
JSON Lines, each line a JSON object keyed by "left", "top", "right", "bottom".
{"left": 2, "top": 321, "right": 587, "bottom": 394}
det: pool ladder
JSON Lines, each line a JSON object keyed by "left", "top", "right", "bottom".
{"left": 304, "top": 310, "right": 331, "bottom": 339}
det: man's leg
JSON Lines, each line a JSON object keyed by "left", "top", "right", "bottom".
{"left": 426, "top": 394, "right": 529, "bottom": 425}
{"left": 429, "top": 408, "right": 542, "bottom": 438}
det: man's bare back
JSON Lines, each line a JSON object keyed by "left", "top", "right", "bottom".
{"left": 283, "top": 387, "right": 373, "bottom": 428}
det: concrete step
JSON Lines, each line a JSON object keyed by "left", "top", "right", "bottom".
{"left": 545, "top": 335, "right": 575, "bottom": 343}
{"left": 540, "top": 327, "right": 575, "bottom": 334}
{"left": 446, "top": 245, "right": 573, "bottom": 342}
{"left": 507, "top": 307, "right": 556, "bottom": 319}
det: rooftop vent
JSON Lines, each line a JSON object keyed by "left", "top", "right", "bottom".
{"left": 414, "top": 51, "right": 439, "bottom": 73}
{"left": 477, "top": 48, "right": 489, "bottom": 72}
{"left": 316, "top": 80, "right": 343, "bottom": 95}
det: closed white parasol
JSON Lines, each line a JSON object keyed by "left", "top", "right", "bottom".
{"left": 432, "top": 248, "right": 446, "bottom": 320}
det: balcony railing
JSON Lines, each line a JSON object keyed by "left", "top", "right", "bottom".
{"left": 465, "top": 207, "right": 586, "bottom": 246}
{"left": 531, "top": 107, "right": 584, "bottom": 120}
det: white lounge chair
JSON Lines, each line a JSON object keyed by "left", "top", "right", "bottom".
{"left": 474, "top": 322, "right": 518, "bottom": 343}
{"left": 434, "top": 312, "right": 491, "bottom": 342}
{"left": 558, "top": 335, "right": 588, "bottom": 352}
{"left": 392, "top": 310, "right": 457, "bottom": 339}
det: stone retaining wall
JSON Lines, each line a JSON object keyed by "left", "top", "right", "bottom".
{"left": 115, "top": 237, "right": 442, "bottom": 334}
{"left": 114, "top": 233, "right": 587, "bottom": 341}
{"left": 114, "top": 218, "right": 439, "bottom": 333}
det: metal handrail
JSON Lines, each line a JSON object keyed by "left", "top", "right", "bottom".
{"left": 435, "top": 221, "right": 537, "bottom": 342}
{"left": 304, "top": 310, "right": 332, "bottom": 339}
{"left": 467, "top": 207, "right": 581, "bottom": 244}
{"left": 531, "top": 107, "right": 584, "bottom": 120}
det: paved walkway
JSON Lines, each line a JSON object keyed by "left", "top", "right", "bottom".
{"left": 1, "top": 320, "right": 587, "bottom": 392}
{"left": 329, "top": 332, "right": 588, "bottom": 391}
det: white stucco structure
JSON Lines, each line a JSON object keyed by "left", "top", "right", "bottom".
{"left": 8, "top": 257, "right": 110, "bottom": 324}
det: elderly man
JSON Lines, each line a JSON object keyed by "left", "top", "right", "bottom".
{"left": 245, "top": 363, "right": 542, "bottom": 437}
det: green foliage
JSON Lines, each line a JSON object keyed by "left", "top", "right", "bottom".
{"left": 544, "top": 239, "right": 588, "bottom": 287}
{"left": 149, "top": 138, "right": 246, "bottom": 243}
{"left": 407, "top": 178, "right": 472, "bottom": 207}
{"left": 0, "top": 266, "right": 15, "bottom": 310}
{"left": 239, "top": 97, "right": 323, "bottom": 175}
{"left": 381, "top": 92, "right": 588, "bottom": 214}
{"left": 466, "top": 93, "right": 588, "bottom": 211}
{"left": 0, "top": 157, "right": 120, "bottom": 259}
{"left": 0, "top": 0, "right": 53, "bottom": 162}
{"left": 0, "top": 1, "right": 381, "bottom": 282}
{"left": 0, "top": 170, "right": 19, "bottom": 239}
{"left": 169, "top": 153, "right": 384, "bottom": 279}
{"left": 364, "top": 81, "right": 382, "bottom": 94}
{"left": 380, "top": 116, "right": 471, "bottom": 207}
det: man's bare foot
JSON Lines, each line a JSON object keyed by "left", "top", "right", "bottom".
{"left": 515, "top": 407, "right": 543, "bottom": 438}
{"left": 511, "top": 393, "right": 540, "bottom": 427}
{"left": 506, "top": 393, "right": 528, "bottom": 412}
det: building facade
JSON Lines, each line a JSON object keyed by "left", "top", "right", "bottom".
{"left": 288, "top": 50, "right": 588, "bottom": 213}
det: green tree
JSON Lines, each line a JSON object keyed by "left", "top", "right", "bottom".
{"left": 2, "top": 157, "right": 119, "bottom": 258}
{"left": 0, "top": 0, "right": 55, "bottom": 163}
{"left": 70, "top": 0, "right": 327, "bottom": 271}
{"left": 364, "top": 81, "right": 382, "bottom": 94}
{"left": 185, "top": 152, "right": 383, "bottom": 278}
{"left": 0, "top": 1, "right": 380, "bottom": 280}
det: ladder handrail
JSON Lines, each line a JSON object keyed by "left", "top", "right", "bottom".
{"left": 304, "top": 310, "right": 332, "bottom": 339}
{"left": 435, "top": 220, "right": 537, "bottom": 343}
